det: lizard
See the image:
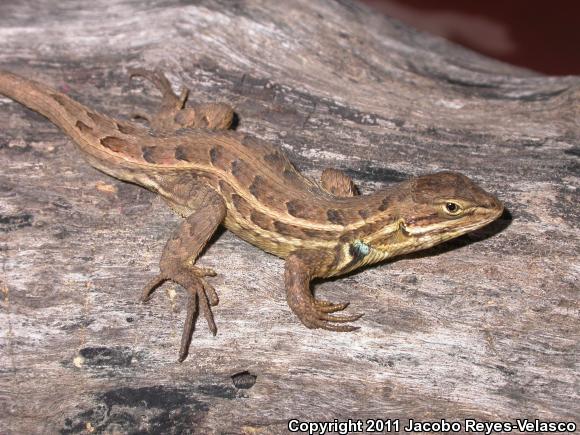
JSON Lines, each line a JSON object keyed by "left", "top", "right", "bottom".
{"left": 0, "top": 69, "right": 504, "bottom": 361}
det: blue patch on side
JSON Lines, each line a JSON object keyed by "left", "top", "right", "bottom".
{"left": 352, "top": 240, "right": 370, "bottom": 257}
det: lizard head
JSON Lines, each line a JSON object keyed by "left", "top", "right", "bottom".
{"left": 346, "top": 171, "right": 503, "bottom": 272}
{"left": 395, "top": 171, "right": 503, "bottom": 250}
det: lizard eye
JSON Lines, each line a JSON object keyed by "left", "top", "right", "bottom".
{"left": 443, "top": 202, "right": 462, "bottom": 215}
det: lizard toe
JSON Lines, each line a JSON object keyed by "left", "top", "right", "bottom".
{"left": 138, "top": 264, "right": 220, "bottom": 362}
{"left": 315, "top": 301, "right": 350, "bottom": 313}
{"left": 306, "top": 314, "right": 361, "bottom": 332}
{"left": 176, "top": 274, "right": 218, "bottom": 362}
{"left": 318, "top": 312, "right": 363, "bottom": 323}
{"left": 201, "top": 279, "right": 219, "bottom": 306}
{"left": 297, "top": 300, "right": 362, "bottom": 331}
{"left": 193, "top": 266, "right": 217, "bottom": 278}
{"left": 318, "top": 323, "right": 360, "bottom": 332}
{"left": 139, "top": 274, "right": 166, "bottom": 303}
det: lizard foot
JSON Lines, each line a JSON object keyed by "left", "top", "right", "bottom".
{"left": 285, "top": 252, "right": 363, "bottom": 332}
{"left": 294, "top": 296, "right": 363, "bottom": 332}
{"left": 140, "top": 264, "right": 219, "bottom": 362}
{"left": 128, "top": 68, "right": 234, "bottom": 131}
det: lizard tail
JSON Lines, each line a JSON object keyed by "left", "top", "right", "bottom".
{"left": 0, "top": 70, "right": 160, "bottom": 183}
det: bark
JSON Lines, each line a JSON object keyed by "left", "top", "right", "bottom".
{"left": 0, "top": 0, "right": 578, "bottom": 433}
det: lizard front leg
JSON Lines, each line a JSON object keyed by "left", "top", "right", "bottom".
{"left": 141, "top": 187, "right": 226, "bottom": 362}
{"left": 284, "top": 250, "right": 363, "bottom": 331}
{"left": 128, "top": 68, "right": 234, "bottom": 132}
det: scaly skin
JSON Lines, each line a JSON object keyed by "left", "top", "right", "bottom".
{"left": 0, "top": 70, "right": 504, "bottom": 361}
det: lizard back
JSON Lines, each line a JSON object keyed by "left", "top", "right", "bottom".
{"left": 0, "top": 71, "right": 395, "bottom": 257}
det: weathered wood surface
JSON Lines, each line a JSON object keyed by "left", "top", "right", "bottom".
{"left": 0, "top": 0, "right": 578, "bottom": 433}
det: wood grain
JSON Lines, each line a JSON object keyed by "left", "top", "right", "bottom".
{"left": 0, "top": 0, "right": 578, "bottom": 433}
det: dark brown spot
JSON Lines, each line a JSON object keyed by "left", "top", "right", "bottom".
{"left": 175, "top": 145, "right": 189, "bottom": 161}
{"left": 378, "top": 196, "right": 391, "bottom": 212}
{"left": 230, "top": 159, "right": 242, "bottom": 177}
{"left": 51, "top": 93, "right": 66, "bottom": 105}
{"left": 327, "top": 209, "right": 345, "bottom": 225}
{"left": 250, "top": 210, "right": 273, "bottom": 230}
{"left": 51, "top": 94, "right": 77, "bottom": 112}
{"left": 87, "top": 112, "right": 102, "bottom": 124}
{"left": 117, "top": 122, "right": 139, "bottom": 135}
{"left": 302, "top": 228, "right": 337, "bottom": 240}
{"left": 249, "top": 176, "right": 264, "bottom": 198}
{"left": 273, "top": 221, "right": 302, "bottom": 238}
{"left": 358, "top": 209, "right": 369, "bottom": 219}
{"left": 283, "top": 169, "right": 300, "bottom": 183}
{"left": 302, "top": 228, "right": 320, "bottom": 238}
{"left": 240, "top": 135, "right": 270, "bottom": 153}
{"left": 286, "top": 199, "right": 309, "bottom": 218}
{"left": 231, "top": 194, "right": 251, "bottom": 215}
{"left": 263, "top": 152, "right": 285, "bottom": 169}
{"left": 142, "top": 146, "right": 156, "bottom": 163}
{"left": 100, "top": 136, "right": 128, "bottom": 153}
{"left": 229, "top": 159, "right": 254, "bottom": 185}
{"left": 75, "top": 120, "right": 93, "bottom": 134}
{"left": 209, "top": 146, "right": 221, "bottom": 165}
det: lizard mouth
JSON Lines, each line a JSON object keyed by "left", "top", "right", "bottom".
{"left": 475, "top": 201, "right": 504, "bottom": 226}
{"left": 402, "top": 203, "right": 503, "bottom": 241}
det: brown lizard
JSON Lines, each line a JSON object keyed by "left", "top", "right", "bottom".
{"left": 0, "top": 69, "right": 504, "bottom": 361}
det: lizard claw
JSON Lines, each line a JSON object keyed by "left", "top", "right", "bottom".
{"left": 139, "top": 265, "right": 219, "bottom": 361}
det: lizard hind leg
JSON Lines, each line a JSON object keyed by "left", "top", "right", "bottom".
{"left": 284, "top": 250, "right": 363, "bottom": 332}
{"left": 128, "top": 68, "right": 234, "bottom": 132}
{"left": 140, "top": 186, "right": 226, "bottom": 362}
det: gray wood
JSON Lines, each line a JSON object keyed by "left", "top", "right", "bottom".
{"left": 0, "top": 0, "right": 578, "bottom": 433}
